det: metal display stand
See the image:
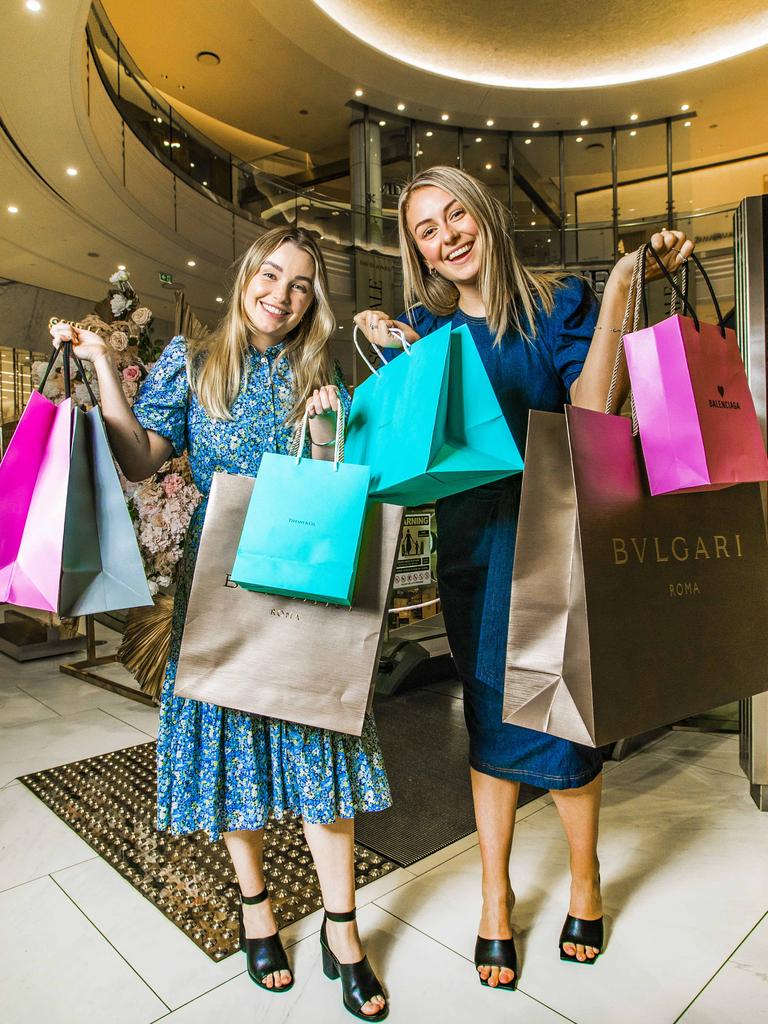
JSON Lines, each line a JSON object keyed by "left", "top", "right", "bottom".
{"left": 59, "top": 613, "right": 156, "bottom": 707}
{"left": 0, "top": 609, "right": 88, "bottom": 662}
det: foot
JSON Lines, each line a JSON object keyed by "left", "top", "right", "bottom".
{"left": 242, "top": 894, "right": 292, "bottom": 989}
{"left": 477, "top": 889, "right": 516, "bottom": 988}
{"left": 325, "top": 918, "right": 386, "bottom": 1017}
{"left": 562, "top": 869, "right": 602, "bottom": 962}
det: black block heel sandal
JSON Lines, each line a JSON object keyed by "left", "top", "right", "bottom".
{"left": 320, "top": 908, "right": 388, "bottom": 1021}
{"left": 558, "top": 914, "right": 604, "bottom": 965}
{"left": 474, "top": 935, "right": 518, "bottom": 991}
{"left": 238, "top": 887, "right": 293, "bottom": 993}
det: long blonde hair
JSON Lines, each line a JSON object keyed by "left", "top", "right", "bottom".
{"left": 187, "top": 226, "right": 335, "bottom": 424}
{"left": 398, "top": 166, "right": 564, "bottom": 345}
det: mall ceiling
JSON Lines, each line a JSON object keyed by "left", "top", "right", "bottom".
{"left": 105, "top": 0, "right": 768, "bottom": 171}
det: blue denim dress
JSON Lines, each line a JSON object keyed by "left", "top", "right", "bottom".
{"left": 133, "top": 337, "right": 391, "bottom": 840}
{"left": 394, "top": 277, "right": 603, "bottom": 788}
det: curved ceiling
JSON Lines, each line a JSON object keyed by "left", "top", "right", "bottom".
{"left": 313, "top": 0, "right": 768, "bottom": 89}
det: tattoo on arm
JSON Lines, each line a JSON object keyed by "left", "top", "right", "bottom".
{"left": 132, "top": 430, "right": 142, "bottom": 447}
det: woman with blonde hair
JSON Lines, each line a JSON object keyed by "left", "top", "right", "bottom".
{"left": 355, "top": 166, "right": 693, "bottom": 990}
{"left": 51, "top": 225, "right": 389, "bottom": 1020}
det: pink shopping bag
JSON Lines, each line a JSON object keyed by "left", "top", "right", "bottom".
{"left": 623, "top": 245, "right": 768, "bottom": 495}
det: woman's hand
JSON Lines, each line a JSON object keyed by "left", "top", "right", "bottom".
{"left": 306, "top": 385, "right": 339, "bottom": 446}
{"left": 50, "top": 322, "right": 111, "bottom": 365}
{"left": 352, "top": 310, "right": 421, "bottom": 348}
{"left": 613, "top": 229, "right": 696, "bottom": 289}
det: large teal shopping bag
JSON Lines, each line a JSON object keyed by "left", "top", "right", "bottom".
{"left": 230, "top": 407, "right": 371, "bottom": 606}
{"left": 345, "top": 323, "right": 523, "bottom": 506}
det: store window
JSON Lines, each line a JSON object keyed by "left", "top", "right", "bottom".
{"left": 463, "top": 132, "right": 510, "bottom": 207}
{"left": 415, "top": 124, "right": 460, "bottom": 173}
{"left": 565, "top": 131, "right": 613, "bottom": 264}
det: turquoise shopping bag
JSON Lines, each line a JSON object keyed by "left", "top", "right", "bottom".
{"left": 345, "top": 323, "right": 523, "bottom": 506}
{"left": 230, "top": 407, "right": 371, "bottom": 606}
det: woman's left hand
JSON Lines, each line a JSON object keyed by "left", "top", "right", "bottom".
{"left": 615, "top": 229, "right": 696, "bottom": 287}
{"left": 306, "top": 384, "right": 339, "bottom": 444}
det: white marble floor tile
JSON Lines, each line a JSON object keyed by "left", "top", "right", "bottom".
{"left": 679, "top": 912, "right": 768, "bottom": 1023}
{"left": 52, "top": 858, "right": 245, "bottom": 1010}
{"left": 0, "top": 708, "right": 151, "bottom": 786}
{"left": 407, "top": 831, "right": 479, "bottom": 876}
{"left": 0, "top": 684, "right": 59, "bottom": 727}
{"left": 0, "top": 783, "right": 96, "bottom": 892}
{"left": 376, "top": 746, "right": 768, "bottom": 1024}
{"left": 101, "top": 697, "right": 160, "bottom": 738}
{"left": 15, "top": 667, "right": 143, "bottom": 717}
{"left": 642, "top": 729, "right": 742, "bottom": 778}
{"left": 157, "top": 903, "right": 570, "bottom": 1023}
{"left": 0, "top": 875, "right": 167, "bottom": 1023}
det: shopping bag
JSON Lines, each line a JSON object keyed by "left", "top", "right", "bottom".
{"left": 175, "top": 472, "right": 402, "bottom": 735}
{"left": 231, "top": 406, "right": 370, "bottom": 606}
{"left": 345, "top": 323, "right": 523, "bottom": 506}
{"left": 623, "top": 244, "right": 768, "bottom": 494}
{"left": 503, "top": 406, "right": 768, "bottom": 747}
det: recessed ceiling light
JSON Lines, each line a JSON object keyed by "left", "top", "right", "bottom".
{"left": 547, "top": 238, "right": 551, "bottom": 243}
{"left": 378, "top": 120, "right": 386, "bottom": 127}
{"left": 630, "top": 129, "right": 637, "bottom": 136}
{"left": 338, "top": 325, "right": 344, "bottom": 330}
{"left": 170, "top": 141, "right": 181, "bottom": 148}
{"left": 331, "top": 210, "right": 340, "bottom": 216}
{"left": 187, "top": 259, "right": 196, "bottom": 267}
{"left": 354, "top": 88, "right": 364, "bottom": 97}
{"left": 681, "top": 103, "right": 690, "bottom": 111}
{"left": 629, "top": 113, "right": 639, "bottom": 121}
{"left": 397, "top": 103, "right": 405, "bottom": 111}
{"left": 441, "top": 113, "right": 450, "bottom": 121}
{"left": 7, "top": 205, "right": 19, "bottom": 214}
{"left": 202, "top": 180, "right": 208, "bottom": 185}
{"left": 531, "top": 220, "right": 536, "bottom": 226}
{"left": 190, "top": 162, "right": 195, "bottom": 168}
{"left": 196, "top": 51, "right": 220, "bottom": 66}
{"left": 26, "top": 1, "right": 42, "bottom": 11}
{"left": 576, "top": 136, "right": 583, "bottom": 143}
{"left": 425, "top": 130, "right": 433, "bottom": 137}
{"left": 216, "top": 296, "right": 223, "bottom": 302}
{"left": 485, "top": 162, "right": 492, "bottom": 170}
{"left": 66, "top": 167, "right": 78, "bottom": 176}
{"left": 580, "top": 119, "right": 589, "bottom": 127}
{"left": 486, "top": 119, "right": 495, "bottom": 127}
{"left": 532, "top": 121, "right": 540, "bottom": 128}
{"left": 117, "top": 264, "right": 126, "bottom": 270}
{"left": 684, "top": 120, "right": 692, "bottom": 127}
{"left": 524, "top": 138, "right": 532, "bottom": 144}
{"left": 475, "top": 136, "right": 482, "bottom": 143}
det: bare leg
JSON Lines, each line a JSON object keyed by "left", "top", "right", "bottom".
{"left": 470, "top": 767, "right": 520, "bottom": 987}
{"left": 222, "top": 828, "right": 292, "bottom": 989}
{"left": 303, "top": 817, "right": 385, "bottom": 1017}
{"left": 550, "top": 773, "right": 603, "bottom": 962}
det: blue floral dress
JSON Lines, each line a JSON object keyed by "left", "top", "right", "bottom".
{"left": 133, "top": 336, "right": 391, "bottom": 840}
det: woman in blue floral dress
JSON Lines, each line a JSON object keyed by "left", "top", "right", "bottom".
{"left": 50, "top": 227, "right": 390, "bottom": 1020}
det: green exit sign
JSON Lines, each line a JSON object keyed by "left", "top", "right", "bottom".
{"left": 159, "top": 272, "right": 174, "bottom": 284}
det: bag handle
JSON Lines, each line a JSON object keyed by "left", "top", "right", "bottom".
{"left": 291, "top": 397, "right": 346, "bottom": 471}
{"left": 644, "top": 243, "right": 726, "bottom": 338}
{"left": 41, "top": 323, "right": 99, "bottom": 406}
{"left": 352, "top": 323, "right": 411, "bottom": 377}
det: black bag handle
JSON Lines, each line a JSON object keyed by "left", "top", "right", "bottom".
{"left": 644, "top": 243, "right": 726, "bottom": 338}
{"left": 39, "top": 335, "right": 98, "bottom": 406}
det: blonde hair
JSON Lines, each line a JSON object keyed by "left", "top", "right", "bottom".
{"left": 398, "top": 166, "right": 564, "bottom": 345}
{"left": 187, "top": 226, "right": 335, "bottom": 425}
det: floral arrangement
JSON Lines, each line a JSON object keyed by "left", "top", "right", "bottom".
{"left": 33, "top": 271, "right": 200, "bottom": 596}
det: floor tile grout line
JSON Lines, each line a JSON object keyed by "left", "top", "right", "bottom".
{"left": 370, "top": 906, "right": 579, "bottom": 1024}
{"left": 637, "top": 751, "right": 747, "bottom": 781}
{"left": 48, "top": 873, "right": 172, "bottom": 1013}
{"left": 671, "top": 908, "right": 768, "bottom": 1024}
{"left": 0, "top": 855, "right": 101, "bottom": 896}
{"left": 146, "top": 963, "right": 248, "bottom": 1022}
{"left": 5, "top": 683, "right": 62, "bottom": 718}
{"left": 100, "top": 706, "right": 159, "bottom": 739}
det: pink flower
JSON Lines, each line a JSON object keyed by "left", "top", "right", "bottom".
{"left": 161, "top": 473, "right": 184, "bottom": 497}
{"left": 122, "top": 365, "right": 141, "bottom": 383}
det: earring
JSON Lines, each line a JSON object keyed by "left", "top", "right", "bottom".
{"left": 427, "top": 265, "right": 438, "bottom": 278}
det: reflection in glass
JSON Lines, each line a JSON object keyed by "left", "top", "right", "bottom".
{"left": 415, "top": 125, "right": 460, "bottom": 173}
{"left": 564, "top": 132, "right": 613, "bottom": 263}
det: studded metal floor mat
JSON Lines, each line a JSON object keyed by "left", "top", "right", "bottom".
{"left": 19, "top": 742, "right": 398, "bottom": 962}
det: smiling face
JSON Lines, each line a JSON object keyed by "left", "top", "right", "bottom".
{"left": 404, "top": 185, "right": 482, "bottom": 286}
{"left": 242, "top": 241, "right": 316, "bottom": 345}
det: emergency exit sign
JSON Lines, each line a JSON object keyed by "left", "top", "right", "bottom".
{"left": 159, "top": 272, "right": 173, "bottom": 284}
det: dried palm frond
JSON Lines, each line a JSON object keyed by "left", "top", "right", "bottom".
{"left": 117, "top": 595, "right": 174, "bottom": 702}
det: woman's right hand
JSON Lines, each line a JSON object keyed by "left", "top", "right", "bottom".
{"left": 50, "top": 322, "right": 110, "bottom": 364}
{"left": 352, "top": 310, "right": 421, "bottom": 349}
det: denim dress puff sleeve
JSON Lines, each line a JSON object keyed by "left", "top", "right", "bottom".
{"left": 132, "top": 335, "right": 189, "bottom": 457}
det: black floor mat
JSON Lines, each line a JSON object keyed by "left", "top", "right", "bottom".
{"left": 356, "top": 682, "right": 543, "bottom": 866}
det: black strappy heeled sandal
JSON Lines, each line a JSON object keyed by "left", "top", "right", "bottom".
{"left": 474, "top": 935, "right": 518, "bottom": 991}
{"left": 559, "top": 914, "right": 604, "bottom": 965}
{"left": 320, "top": 908, "right": 388, "bottom": 1021}
{"left": 238, "top": 886, "right": 293, "bottom": 993}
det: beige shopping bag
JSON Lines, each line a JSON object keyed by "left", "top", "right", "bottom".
{"left": 174, "top": 472, "right": 402, "bottom": 736}
{"left": 503, "top": 406, "right": 768, "bottom": 747}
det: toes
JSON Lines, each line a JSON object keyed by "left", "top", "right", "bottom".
{"left": 499, "top": 968, "right": 515, "bottom": 986}
{"left": 477, "top": 964, "right": 491, "bottom": 982}
{"left": 278, "top": 969, "right": 292, "bottom": 987}
{"left": 488, "top": 966, "right": 500, "bottom": 987}
{"left": 361, "top": 997, "right": 385, "bottom": 1016}
{"left": 263, "top": 974, "right": 274, "bottom": 988}
{"left": 562, "top": 942, "right": 576, "bottom": 957}
{"left": 575, "top": 944, "right": 586, "bottom": 962}
{"left": 586, "top": 946, "right": 599, "bottom": 960}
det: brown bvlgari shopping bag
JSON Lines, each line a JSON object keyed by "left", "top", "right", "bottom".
{"left": 174, "top": 472, "right": 402, "bottom": 736}
{"left": 503, "top": 406, "right": 768, "bottom": 747}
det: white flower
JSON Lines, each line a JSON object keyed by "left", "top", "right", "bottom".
{"left": 110, "top": 293, "right": 129, "bottom": 316}
{"left": 109, "top": 270, "right": 130, "bottom": 285}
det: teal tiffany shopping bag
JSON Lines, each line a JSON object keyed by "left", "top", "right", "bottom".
{"left": 344, "top": 323, "right": 523, "bottom": 506}
{"left": 230, "top": 407, "right": 371, "bottom": 606}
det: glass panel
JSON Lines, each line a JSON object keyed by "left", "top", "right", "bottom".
{"left": 512, "top": 134, "right": 560, "bottom": 223}
{"left": 414, "top": 124, "right": 460, "bottom": 172}
{"left": 616, "top": 123, "right": 667, "bottom": 224}
{"left": 169, "top": 113, "right": 232, "bottom": 202}
{"left": 462, "top": 132, "right": 510, "bottom": 207}
{"left": 565, "top": 131, "right": 613, "bottom": 264}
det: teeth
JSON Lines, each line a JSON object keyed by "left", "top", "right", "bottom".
{"left": 262, "top": 302, "right": 287, "bottom": 315}
{"left": 447, "top": 244, "right": 472, "bottom": 261}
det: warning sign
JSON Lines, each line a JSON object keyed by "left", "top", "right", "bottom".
{"left": 394, "top": 512, "right": 433, "bottom": 589}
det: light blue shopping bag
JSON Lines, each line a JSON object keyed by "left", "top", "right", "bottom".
{"left": 230, "top": 406, "right": 371, "bottom": 606}
{"left": 344, "top": 323, "right": 523, "bottom": 506}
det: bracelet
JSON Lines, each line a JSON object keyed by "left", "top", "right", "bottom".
{"left": 311, "top": 437, "right": 337, "bottom": 447}
{"left": 593, "top": 325, "right": 623, "bottom": 333}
